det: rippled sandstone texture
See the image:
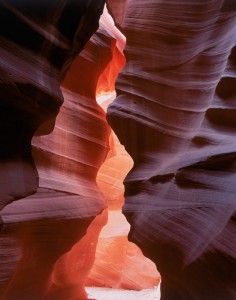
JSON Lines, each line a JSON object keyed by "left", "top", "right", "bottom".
{"left": 107, "top": 1, "right": 236, "bottom": 299}
{"left": 0, "top": 2, "right": 160, "bottom": 298}
{"left": 87, "top": 93, "right": 160, "bottom": 290}
{"left": 0, "top": 0, "right": 106, "bottom": 209}
{"left": 1, "top": 1, "right": 236, "bottom": 300}
{"left": 0, "top": 1, "right": 107, "bottom": 300}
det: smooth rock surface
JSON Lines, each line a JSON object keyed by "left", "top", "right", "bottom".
{"left": 0, "top": 0, "right": 106, "bottom": 209}
{"left": 86, "top": 211, "right": 160, "bottom": 290}
{"left": 87, "top": 92, "right": 160, "bottom": 291}
{"left": 0, "top": 3, "right": 110, "bottom": 300}
{"left": 1, "top": 1, "right": 236, "bottom": 299}
{"left": 107, "top": 1, "right": 236, "bottom": 299}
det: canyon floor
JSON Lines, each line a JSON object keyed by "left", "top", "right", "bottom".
{"left": 86, "top": 286, "right": 161, "bottom": 300}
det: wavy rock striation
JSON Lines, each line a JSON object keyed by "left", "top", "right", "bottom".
{"left": 88, "top": 94, "right": 160, "bottom": 290}
{"left": 0, "top": 0, "right": 105, "bottom": 209}
{"left": 0, "top": 2, "right": 108, "bottom": 300}
{"left": 107, "top": 1, "right": 236, "bottom": 299}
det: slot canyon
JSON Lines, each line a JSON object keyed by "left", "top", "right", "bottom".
{"left": 0, "top": 1, "right": 235, "bottom": 300}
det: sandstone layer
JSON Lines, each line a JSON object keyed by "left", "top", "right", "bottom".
{"left": 107, "top": 1, "right": 236, "bottom": 299}
{"left": 1, "top": 1, "right": 236, "bottom": 299}
{"left": 86, "top": 19, "right": 160, "bottom": 291}
{"left": 0, "top": 0, "right": 106, "bottom": 211}
{"left": 87, "top": 94, "right": 160, "bottom": 289}
{"left": 0, "top": 2, "right": 107, "bottom": 299}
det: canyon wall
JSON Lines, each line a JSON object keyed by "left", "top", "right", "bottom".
{"left": 0, "top": 0, "right": 105, "bottom": 211}
{"left": 0, "top": 3, "right": 159, "bottom": 299}
{"left": 1, "top": 1, "right": 236, "bottom": 299}
{"left": 107, "top": 1, "right": 236, "bottom": 299}
{"left": 0, "top": 1, "right": 107, "bottom": 299}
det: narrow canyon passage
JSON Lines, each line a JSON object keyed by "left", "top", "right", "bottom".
{"left": 0, "top": 1, "right": 236, "bottom": 300}
{"left": 88, "top": 91, "right": 160, "bottom": 291}
{"left": 0, "top": 4, "right": 160, "bottom": 300}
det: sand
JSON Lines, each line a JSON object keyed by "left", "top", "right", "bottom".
{"left": 86, "top": 286, "right": 161, "bottom": 300}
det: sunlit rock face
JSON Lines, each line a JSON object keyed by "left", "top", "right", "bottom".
{"left": 0, "top": 0, "right": 105, "bottom": 210}
{"left": 107, "top": 1, "right": 236, "bottom": 299}
{"left": 0, "top": 2, "right": 158, "bottom": 298}
{"left": 0, "top": 1, "right": 108, "bottom": 300}
{"left": 27, "top": 16, "right": 118, "bottom": 300}
{"left": 1, "top": 1, "right": 235, "bottom": 300}
{"left": 32, "top": 26, "right": 114, "bottom": 219}
{"left": 96, "top": 6, "right": 126, "bottom": 96}
{"left": 86, "top": 211, "right": 160, "bottom": 290}
{"left": 87, "top": 94, "right": 160, "bottom": 290}
{"left": 0, "top": 210, "right": 95, "bottom": 300}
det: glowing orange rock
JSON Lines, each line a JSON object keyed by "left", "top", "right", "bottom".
{"left": 96, "top": 6, "right": 126, "bottom": 95}
{"left": 0, "top": 3, "right": 112, "bottom": 299}
{"left": 86, "top": 211, "right": 160, "bottom": 290}
{"left": 87, "top": 94, "right": 160, "bottom": 290}
{"left": 45, "top": 210, "right": 108, "bottom": 300}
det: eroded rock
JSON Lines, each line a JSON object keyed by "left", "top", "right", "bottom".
{"left": 107, "top": 1, "right": 236, "bottom": 299}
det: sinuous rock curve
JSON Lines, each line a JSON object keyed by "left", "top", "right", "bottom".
{"left": 0, "top": 2, "right": 109, "bottom": 299}
{"left": 107, "top": 1, "right": 236, "bottom": 299}
{"left": 0, "top": 0, "right": 106, "bottom": 210}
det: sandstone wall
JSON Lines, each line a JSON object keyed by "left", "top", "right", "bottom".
{"left": 107, "top": 1, "right": 236, "bottom": 299}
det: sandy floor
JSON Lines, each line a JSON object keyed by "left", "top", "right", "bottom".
{"left": 86, "top": 286, "right": 161, "bottom": 300}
